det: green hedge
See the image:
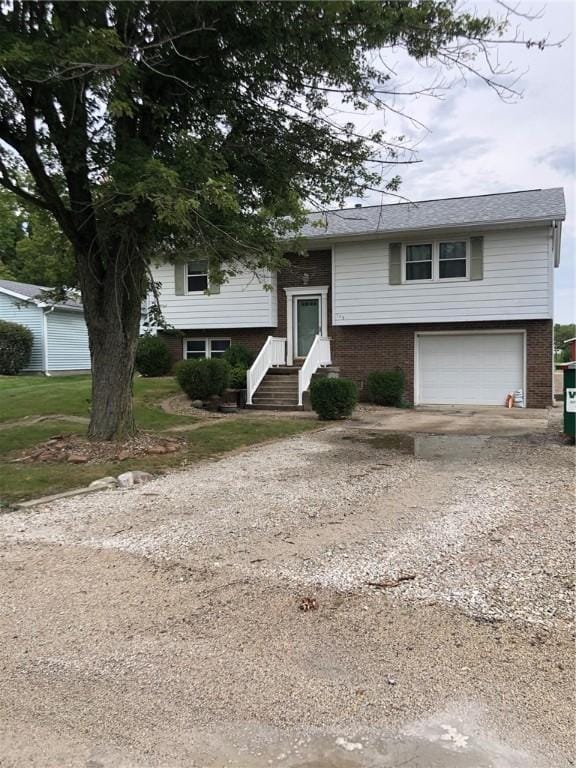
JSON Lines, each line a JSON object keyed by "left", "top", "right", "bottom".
{"left": 0, "top": 319, "right": 34, "bottom": 375}
{"left": 176, "top": 357, "right": 230, "bottom": 400}
{"left": 366, "top": 369, "right": 405, "bottom": 407}
{"left": 223, "top": 343, "right": 254, "bottom": 368}
{"left": 309, "top": 377, "right": 357, "bottom": 420}
{"left": 135, "top": 335, "right": 172, "bottom": 377}
{"left": 229, "top": 364, "right": 247, "bottom": 389}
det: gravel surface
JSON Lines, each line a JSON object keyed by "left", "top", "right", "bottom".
{"left": 0, "top": 416, "right": 573, "bottom": 767}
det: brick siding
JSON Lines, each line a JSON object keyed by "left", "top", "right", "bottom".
{"left": 159, "top": 328, "right": 274, "bottom": 366}
{"left": 161, "top": 248, "right": 553, "bottom": 409}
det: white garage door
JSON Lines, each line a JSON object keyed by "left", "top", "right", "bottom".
{"left": 416, "top": 333, "right": 524, "bottom": 406}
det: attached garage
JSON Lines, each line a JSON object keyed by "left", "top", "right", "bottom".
{"left": 415, "top": 332, "right": 525, "bottom": 406}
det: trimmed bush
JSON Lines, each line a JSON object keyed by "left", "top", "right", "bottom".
{"left": 176, "top": 357, "right": 230, "bottom": 400}
{"left": 366, "top": 369, "right": 405, "bottom": 407}
{"left": 0, "top": 320, "right": 33, "bottom": 375}
{"left": 135, "top": 334, "right": 172, "bottom": 377}
{"left": 223, "top": 344, "right": 254, "bottom": 368}
{"left": 309, "top": 377, "right": 357, "bottom": 420}
{"left": 229, "top": 364, "right": 247, "bottom": 389}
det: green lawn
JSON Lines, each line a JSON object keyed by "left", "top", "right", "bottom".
{"left": 0, "top": 375, "right": 318, "bottom": 504}
{"left": 0, "top": 375, "right": 186, "bottom": 430}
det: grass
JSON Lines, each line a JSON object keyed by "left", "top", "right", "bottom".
{"left": 0, "top": 375, "right": 186, "bottom": 430}
{"left": 0, "top": 375, "right": 319, "bottom": 504}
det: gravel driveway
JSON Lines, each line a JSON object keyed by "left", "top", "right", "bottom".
{"left": 0, "top": 412, "right": 573, "bottom": 767}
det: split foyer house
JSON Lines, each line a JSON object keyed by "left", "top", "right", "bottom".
{"left": 152, "top": 187, "right": 565, "bottom": 410}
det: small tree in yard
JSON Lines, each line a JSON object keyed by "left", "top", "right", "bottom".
{"left": 0, "top": 2, "right": 542, "bottom": 439}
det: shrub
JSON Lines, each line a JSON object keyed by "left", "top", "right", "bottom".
{"left": 176, "top": 357, "right": 230, "bottom": 400}
{"left": 366, "top": 369, "right": 405, "bottom": 407}
{"left": 0, "top": 320, "right": 33, "bottom": 375}
{"left": 309, "top": 377, "right": 357, "bottom": 420}
{"left": 223, "top": 343, "right": 254, "bottom": 368}
{"left": 229, "top": 364, "right": 247, "bottom": 389}
{"left": 135, "top": 334, "right": 172, "bottom": 377}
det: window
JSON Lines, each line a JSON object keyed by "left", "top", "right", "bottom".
{"left": 184, "top": 339, "right": 230, "bottom": 359}
{"left": 185, "top": 340, "right": 206, "bottom": 359}
{"left": 209, "top": 339, "right": 231, "bottom": 358}
{"left": 403, "top": 240, "right": 469, "bottom": 282}
{"left": 439, "top": 241, "right": 467, "bottom": 279}
{"left": 405, "top": 243, "right": 433, "bottom": 281}
{"left": 187, "top": 260, "right": 208, "bottom": 293}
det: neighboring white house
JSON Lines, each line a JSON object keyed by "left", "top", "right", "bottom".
{"left": 0, "top": 279, "right": 91, "bottom": 374}
{"left": 151, "top": 188, "right": 566, "bottom": 410}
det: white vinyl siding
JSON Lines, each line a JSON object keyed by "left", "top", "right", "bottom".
{"left": 0, "top": 292, "right": 45, "bottom": 371}
{"left": 416, "top": 332, "right": 525, "bottom": 406}
{"left": 151, "top": 263, "right": 277, "bottom": 329}
{"left": 45, "top": 310, "right": 91, "bottom": 371}
{"left": 332, "top": 226, "right": 553, "bottom": 324}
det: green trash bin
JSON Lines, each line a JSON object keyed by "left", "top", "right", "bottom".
{"left": 563, "top": 363, "right": 576, "bottom": 441}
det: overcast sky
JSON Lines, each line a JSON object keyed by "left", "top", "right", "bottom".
{"left": 346, "top": 0, "right": 575, "bottom": 323}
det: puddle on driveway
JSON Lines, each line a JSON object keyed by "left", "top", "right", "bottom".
{"left": 341, "top": 431, "right": 495, "bottom": 460}
{"left": 86, "top": 713, "right": 539, "bottom": 767}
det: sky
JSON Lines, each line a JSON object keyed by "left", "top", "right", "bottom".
{"left": 344, "top": 0, "right": 575, "bottom": 323}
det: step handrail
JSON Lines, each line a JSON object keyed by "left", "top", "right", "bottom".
{"left": 298, "top": 334, "right": 331, "bottom": 406}
{"left": 247, "top": 336, "right": 287, "bottom": 405}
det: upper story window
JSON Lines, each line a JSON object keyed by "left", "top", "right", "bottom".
{"left": 404, "top": 240, "right": 469, "bottom": 282}
{"left": 187, "top": 260, "right": 208, "bottom": 293}
{"left": 405, "top": 244, "right": 433, "bottom": 281}
{"left": 439, "top": 241, "right": 467, "bottom": 279}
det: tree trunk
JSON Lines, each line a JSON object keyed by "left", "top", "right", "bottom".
{"left": 79, "top": 244, "right": 146, "bottom": 442}
{"left": 88, "top": 322, "right": 140, "bottom": 440}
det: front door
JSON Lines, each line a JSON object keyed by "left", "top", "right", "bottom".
{"left": 294, "top": 296, "right": 321, "bottom": 358}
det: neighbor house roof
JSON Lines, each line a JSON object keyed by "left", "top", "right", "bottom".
{"left": 0, "top": 279, "right": 83, "bottom": 311}
{"left": 300, "top": 187, "right": 566, "bottom": 240}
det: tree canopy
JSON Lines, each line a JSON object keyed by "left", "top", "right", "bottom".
{"left": 0, "top": 1, "right": 539, "bottom": 438}
{"left": 0, "top": 187, "right": 75, "bottom": 285}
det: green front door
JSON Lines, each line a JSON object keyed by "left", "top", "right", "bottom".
{"left": 295, "top": 296, "right": 320, "bottom": 357}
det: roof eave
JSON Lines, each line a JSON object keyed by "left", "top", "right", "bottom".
{"left": 298, "top": 215, "right": 565, "bottom": 244}
{"left": 0, "top": 286, "right": 35, "bottom": 303}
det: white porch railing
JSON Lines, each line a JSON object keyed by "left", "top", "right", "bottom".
{"left": 298, "top": 335, "right": 331, "bottom": 406}
{"left": 246, "top": 336, "right": 286, "bottom": 405}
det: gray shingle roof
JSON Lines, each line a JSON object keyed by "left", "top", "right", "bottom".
{"left": 301, "top": 187, "right": 566, "bottom": 240}
{"left": 0, "top": 279, "right": 82, "bottom": 309}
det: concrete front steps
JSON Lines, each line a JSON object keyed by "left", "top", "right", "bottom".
{"left": 248, "top": 366, "right": 302, "bottom": 410}
{"left": 247, "top": 365, "right": 340, "bottom": 411}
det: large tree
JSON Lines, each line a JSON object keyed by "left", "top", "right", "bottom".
{"left": 0, "top": 1, "right": 537, "bottom": 439}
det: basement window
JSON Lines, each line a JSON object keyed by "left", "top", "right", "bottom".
{"left": 185, "top": 339, "right": 231, "bottom": 359}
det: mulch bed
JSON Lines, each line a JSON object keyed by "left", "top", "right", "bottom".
{"left": 13, "top": 433, "right": 186, "bottom": 465}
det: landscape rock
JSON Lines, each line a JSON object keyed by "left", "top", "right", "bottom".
{"left": 148, "top": 446, "right": 168, "bottom": 455}
{"left": 67, "top": 452, "right": 89, "bottom": 464}
{"left": 89, "top": 476, "right": 119, "bottom": 490}
{"left": 117, "top": 470, "right": 154, "bottom": 488}
{"left": 191, "top": 399, "right": 204, "bottom": 409}
{"left": 116, "top": 450, "right": 132, "bottom": 461}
